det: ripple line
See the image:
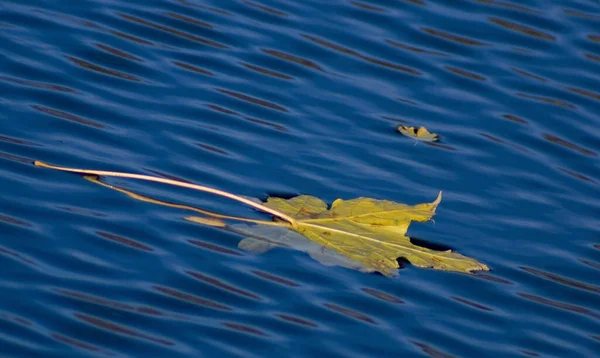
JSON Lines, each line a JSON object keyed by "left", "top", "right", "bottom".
{"left": 474, "top": 273, "right": 513, "bottom": 285}
{"left": 74, "top": 312, "right": 175, "bottom": 346}
{"left": 195, "top": 142, "right": 229, "bottom": 155}
{"left": 240, "top": 62, "right": 293, "bottom": 80}
{"left": 0, "top": 134, "right": 39, "bottom": 147}
{"left": 276, "top": 313, "right": 317, "bottom": 328}
{"left": 95, "top": 43, "right": 143, "bottom": 62}
{"left": 117, "top": 13, "right": 228, "bottom": 49}
{"left": 324, "top": 303, "right": 376, "bottom": 325}
{"left": 0, "top": 313, "right": 32, "bottom": 327}
{"left": 566, "top": 87, "right": 600, "bottom": 102}
{"left": 475, "top": 0, "right": 540, "bottom": 15}
{"left": 302, "top": 34, "right": 421, "bottom": 75}
{"left": 350, "top": 1, "right": 386, "bottom": 13}
{"left": 0, "top": 245, "right": 38, "bottom": 267}
{"left": 543, "top": 134, "right": 596, "bottom": 156}
{"left": 56, "top": 289, "right": 164, "bottom": 317}
{"left": 223, "top": 322, "right": 266, "bottom": 336}
{"left": 452, "top": 296, "right": 493, "bottom": 311}
{"left": 445, "top": 66, "right": 487, "bottom": 81}
{"left": 216, "top": 88, "right": 288, "bottom": 112}
{"left": 516, "top": 93, "right": 575, "bottom": 109}
{"left": 207, "top": 103, "right": 238, "bottom": 116}
{"left": 153, "top": 285, "right": 232, "bottom": 311}
{"left": 173, "top": 61, "right": 214, "bottom": 76}
{"left": 518, "top": 293, "right": 600, "bottom": 320}
{"left": 0, "top": 75, "right": 77, "bottom": 94}
{"left": 512, "top": 68, "right": 547, "bottom": 82}
{"left": 0, "top": 213, "right": 32, "bottom": 227}
{"left": 66, "top": 56, "right": 142, "bottom": 82}
{"left": 96, "top": 231, "right": 154, "bottom": 252}
{"left": 488, "top": 17, "right": 555, "bottom": 41}
{"left": 166, "top": 12, "right": 214, "bottom": 29}
{"left": 111, "top": 30, "right": 154, "bottom": 46}
{"left": 245, "top": 117, "right": 286, "bottom": 131}
{"left": 422, "top": 27, "right": 487, "bottom": 46}
{"left": 521, "top": 266, "right": 600, "bottom": 295}
{"left": 411, "top": 341, "right": 455, "bottom": 358}
{"left": 251, "top": 270, "right": 299, "bottom": 287}
{"left": 385, "top": 40, "right": 447, "bottom": 56}
{"left": 262, "top": 49, "right": 324, "bottom": 72}
{"left": 188, "top": 239, "right": 242, "bottom": 256}
{"left": 31, "top": 105, "right": 106, "bottom": 129}
{"left": 361, "top": 288, "right": 403, "bottom": 304}
{"left": 0, "top": 151, "right": 31, "bottom": 164}
{"left": 186, "top": 271, "right": 262, "bottom": 300}
{"left": 243, "top": 1, "right": 288, "bottom": 17}
{"left": 586, "top": 56, "right": 600, "bottom": 66}
{"left": 51, "top": 333, "right": 114, "bottom": 356}
{"left": 564, "top": 9, "right": 600, "bottom": 20}
{"left": 176, "top": 0, "right": 232, "bottom": 16}
{"left": 579, "top": 259, "right": 600, "bottom": 270}
{"left": 558, "top": 167, "right": 596, "bottom": 184}
{"left": 502, "top": 114, "right": 528, "bottom": 124}
{"left": 404, "top": 0, "right": 424, "bottom": 6}
{"left": 588, "top": 35, "right": 600, "bottom": 44}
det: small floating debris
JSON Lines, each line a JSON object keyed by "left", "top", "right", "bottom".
{"left": 398, "top": 125, "right": 439, "bottom": 142}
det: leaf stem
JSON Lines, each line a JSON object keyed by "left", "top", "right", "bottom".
{"left": 84, "top": 175, "right": 287, "bottom": 227}
{"left": 34, "top": 161, "right": 298, "bottom": 228}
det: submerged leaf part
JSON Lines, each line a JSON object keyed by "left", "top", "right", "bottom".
{"left": 398, "top": 125, "right": 439, "bottom": 142}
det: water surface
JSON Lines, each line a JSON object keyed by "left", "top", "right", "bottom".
{"left": 1, "top": 0, "right": 599, "bottom": 357}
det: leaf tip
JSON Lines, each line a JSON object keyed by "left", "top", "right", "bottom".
{"left": 467, "top": 261, "right": 490, "bottom": 273}
{"left": 331, "top": 198, "right": 344, "bottom": 208}
{"left": 434, "top": 191, "right": 442, "bottom": 205}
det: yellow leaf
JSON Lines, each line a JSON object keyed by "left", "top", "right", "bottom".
{"left": 35, "top": 161, "right": 487, "bottom": 277}
{"left": 241, "top": 191, "right": 488, "bottom": 277}
{"left": 398, "top": 125, "right": 439, "bottom": 142}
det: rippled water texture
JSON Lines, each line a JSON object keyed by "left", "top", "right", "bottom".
{"left": 1, "top": 0, "right": 600, "bottom": 356}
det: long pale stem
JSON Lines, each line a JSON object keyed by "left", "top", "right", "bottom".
{"left": 84, "top": 175, "right": 286, "bottom": 227}
{"left": 34, "top": 161, "right": 298, "bottom": 228}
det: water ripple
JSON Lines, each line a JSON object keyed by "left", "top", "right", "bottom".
{"left": 1, "top": 0, "right": 600, "bottom": 356}
{"left": 31, "top": 105, "right": 107, "bottom": 129}
{"left": 117, "top": 13, "right": 228, "bottom": 49}
{"left": 74, "top": 312, "right": 175, "bottom": 347}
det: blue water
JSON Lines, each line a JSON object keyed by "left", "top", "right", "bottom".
{"left": 1, "top": 0, "right": 599, "bottom": 356}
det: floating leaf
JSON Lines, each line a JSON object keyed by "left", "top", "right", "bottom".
{"left": 234, "top": 192, "right": 489, "bottom": 276}
{"left": 35, "top": 161, "right": 488, "bottom": 277}
{"left": 398, "top": 125, "right": 439, "bottom": 142}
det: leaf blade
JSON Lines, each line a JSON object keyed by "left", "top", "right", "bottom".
{"left": 258, "top": 191, "right": 487, "bottom": 276}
